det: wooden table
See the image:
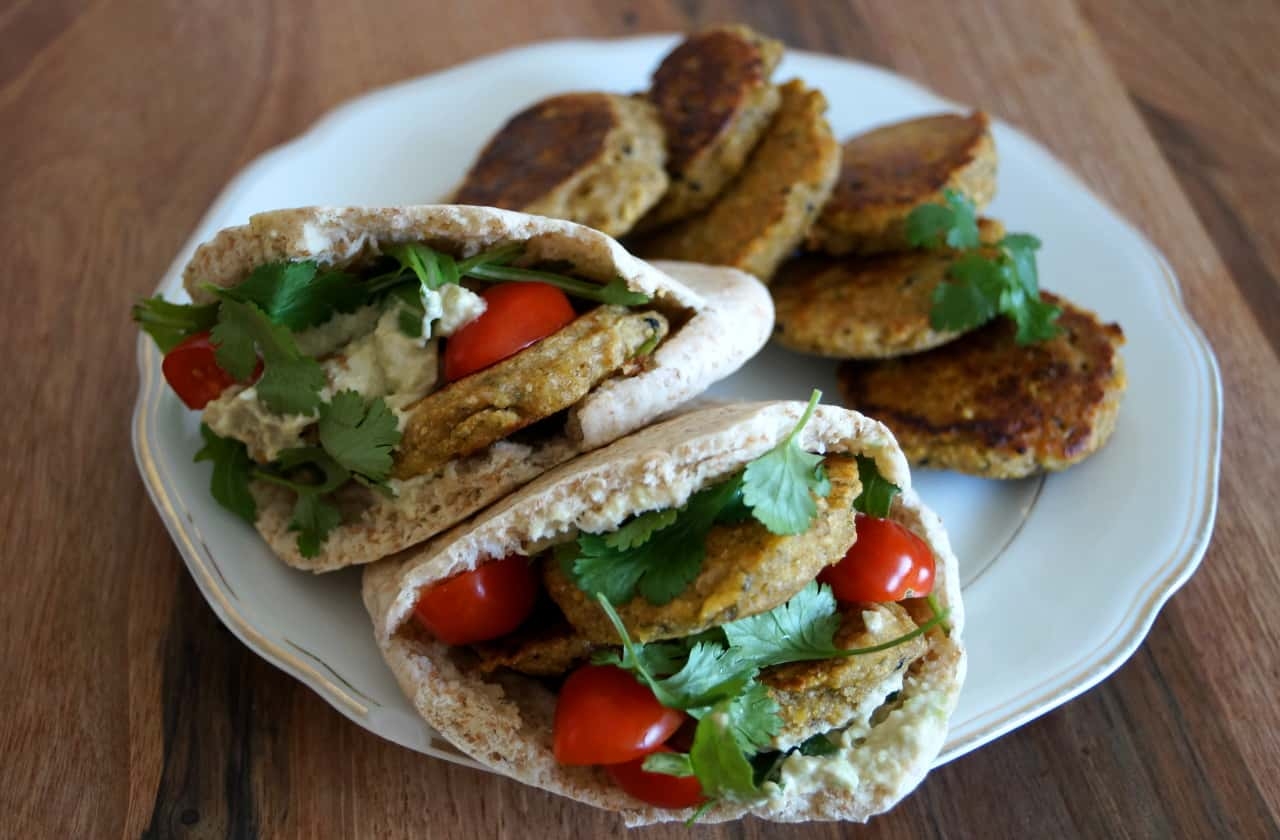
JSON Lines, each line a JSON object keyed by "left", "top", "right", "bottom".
{"left": 4, "top": 1, "right": 1277, "bottom": 836}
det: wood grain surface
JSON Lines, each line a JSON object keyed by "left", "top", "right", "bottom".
{"left": 2, "top": 1, "right": 1277, "bottom": 837}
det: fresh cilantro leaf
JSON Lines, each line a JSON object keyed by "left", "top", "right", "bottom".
{"left": 1001, "top": 233, "right": 1042, "bottom": 295}
{"left": 721, "top": 583, "right": 845, "bottom": 668}
{"left": 391, "top": 284, "right": 426, "bottom": 338}
{"left": 132, "top": 296, "right": 219, "bottom": 353}
{"left": 688, "top": 698, "right": 763, "bottom": 801}
{"left": 221, "top": 261, "right": 366, "bottom": 330}
{"left": 642, "top": 752, "right": 695, "bottom": 777}
{"left": 193, "top": 424, "right": 257, "bottom": 523}
{"left": 798, "top": 733, "right": 839, "bottom": 757}
{"left": 595, "top": 596, "right": 751, "bottom": 711}
{"left": 568, "top": 476, "right": 743, "bottom": 606}
{"left": 725, "top": 682, "right": 781, "bottom": 753}
{"left": 905, "top": 188, "right": 980, "bottom": 250}
{"left": 724, "top": 582, "right": 954, "bottom": 666}
{"left": 930, "top": 253, "right": 1002, "bottom": 332}
{"left": 289, "top": 491, "right": 342, "bottom": 558}
{"left": 255, "top": 447, "right": 352, "bottom": 557}
{"left": 210, "top": 297, "right": 326, "bottom": 416}
{"left": 604, "top": 509, "right": 679, "bottom": 551}
{"left": 317, "top": 391, "right": 402, "bottom": 482}
{"left": 1012, "top": 292, "right": 1063, "bottom": 344}
{"left": 741, "top": 391, "right": 830, "bottom": 535}
{"left": 853, "top": 454, "right": 900, "bottom": 517}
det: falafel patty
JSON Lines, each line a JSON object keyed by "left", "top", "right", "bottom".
{"left": 807, "top": 112, "right": 997, "bottom": 256}
{"left": 837, "top": 293, "right": 1126, "bottom": 478}
{"left": 762, "top": 601, "right": 927, "bottom": 745}
{"left": 543, "top": 455, "right": 863, "bottom": 644}
{"left": 392, "top": 306, "right": 668, "bottom": 479}
{"left": 450, "top": 93, "right": 668, "bottom": 237}
{"left": 633, "top": 79, "right": 841, "bottom": 282}
{"left": 771, "top": 219, "right": 1006, "bottom": 359}
{"left": 638, "top": 25, "right": 784, "bottom": 230}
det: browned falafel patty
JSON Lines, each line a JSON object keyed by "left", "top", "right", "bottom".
{"left": 771, "top": 219, "right": 1005, "bottom": 359}
{"left": 393, "top": 306, "right": 668, "bottom": 479}
{"left": 762, "top": 601, "right": 927, "bottom": 744}
{"left": 639, "top": 24, "right": 784, "bottom": 229}
{"left": 837, "top": 293, "right": 1126, "bottom": 478}
{"left": 542, "top": 455, "right": 863, "bottom": 644}
{"left": 633, "top": 79, "right": 841, "bottom": 282}
{"left": 450, "top": 93, "right": 668, "bottom": 237}
{"left": 808, "top": 112, "right": 997, "bottom": 256}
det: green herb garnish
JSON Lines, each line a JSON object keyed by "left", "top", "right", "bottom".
{"left": 209, "top": 297, "right": 327, "bottom": 416}
{"left": 741, "top": 390, "right": 830, "bottom": 535}
{"left": 132, "top": 297, "right": 220, "bottom": 352}
{"left": 852, "top": 454, "right": 900, "bottom": 517}
{"left": 905, "top": 188, "right": 1061, "bottom": 343}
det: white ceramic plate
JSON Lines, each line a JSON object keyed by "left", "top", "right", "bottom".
{"left": 132, "top": 35, "right": 1222, "bottom": 770}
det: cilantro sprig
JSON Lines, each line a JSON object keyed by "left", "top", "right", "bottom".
{"left": 563, "top": 391, "right": 832, "bottom": 606}
{"left": 194, "top": 391, "right": 401, "bottom": 557}
{"left": 597, "top": 584, "right": 951, "bottom": 808}
{"left": 132, "top": 297, "right": 220, "bottom": 352}
{"left": 906, "top": 188, "right": 1061, "bottom": 343}
{"left": 852, "top": 454, "right": 900, "bottom": 517}
{"left": 209, "top": 297, "right": 328, "bottom": 416}
{"left": 375, "top": 242, "right": 652, "bottom": 307}
{"left": 741, "top": 391, "right": 831, "bottom": 536}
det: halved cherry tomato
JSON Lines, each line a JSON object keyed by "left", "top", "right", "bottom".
{"left": 412, "top": 553, "right": 537, "bottom": 645}
{"left": 818, "top": 513, "right": 936, "bottom": 603}
{"left": 605, "top": 746, "right": 707, "bottom": 809}
{"left": 161, "top": 330, "right": 260, "bottom": 410}
{"left": 443, "top": 282, "right": 575, "bottom": 382}
{"left": 553, "top": 665, "right": 685, "bottom": 766}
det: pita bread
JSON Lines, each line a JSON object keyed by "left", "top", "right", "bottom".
{"left": 363, "top": 401, "right": 966, "bottom": 825}
{"left": 181, "top": 206, "right": 773, "bottom": 572}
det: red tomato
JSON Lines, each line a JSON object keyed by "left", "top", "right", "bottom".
{"left": 412, "top": 554, "right": 537, "bottom": 645}
{"left": 606, "top": 746, "right": 706, "bottom": 810}
{"left": 443, "top": 282, "right": 575, "bottom": 382}
{"left": 162, "top": 330, "right": 257, "bottom": 410}
{"left": 553, "top": 666, "right": 685, "bottom": 766}
{"left": 819, "top": 513, "right": 936, "bottom": 602}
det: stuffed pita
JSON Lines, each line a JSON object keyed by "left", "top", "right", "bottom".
{"left": 134, "top": 205, "right": 772, "bottom": 571}
{"left": 363, "top": 400, "right": 965, "bottom": 825}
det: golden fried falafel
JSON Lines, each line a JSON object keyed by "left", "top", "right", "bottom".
{"left": 633, "top": 79, "right": 841, "bottom": 282}
{"left": 451, "top": 93, "right": 668, "bottom": 237}
{"left": 543, "top": 455, "right": 862, "bottom": 644}
{"left": 473, "top": 616, "right": 596, "bottom": 677}
{"left": 808, "top": 112, "right": 997, "bottom": 256}
{"left": 393, "top": 306, "right": 668, "bottom": 479}
{"left": 639, "top": 25, "right": 784, "bottom": 230}
{"left": 837, "top": 293, "right": 1126, "bottom": 478}
{"left": 762, "top": 601, "right": 926, "bottom": 744}
{"left": 771, "top": 218, "right": 1006, "bottom": 359}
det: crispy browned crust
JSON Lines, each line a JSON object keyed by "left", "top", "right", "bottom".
{"left": 837, "top": 293, "right": 1127, "bottom": 478}
{"left": 393, "top": 307, "right": 668, "bottom": 479}
{"left": 772, "top": 219, "right": 1004, "bottom": 359}
{"left": 763, "top": 601, "right": 927, "bottom": 744}
{"left": 542, "top": 455, "right": 861, "bottom": 644}
{"left": 808, "top": 112, "right": 997, "bottom": 256}
{"left": 451, "top": 93, "right": 668, "bottom": 236}
{"left": 634, "top": 80, "right": 840, "bottom": 282}
{"left": 639, "top": 25, "right": 784, "bottom": 228}
{"left": 472, "top": 611, "right": 597, "bottom": 677}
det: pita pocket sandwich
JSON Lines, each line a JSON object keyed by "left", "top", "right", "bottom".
{"left": 132, "top": 205, "right": 771, "bottom": 571}
{"left": 364, "top": 398, "right": 965, "bottom": 825}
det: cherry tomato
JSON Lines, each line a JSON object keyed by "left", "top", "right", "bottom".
{"left": 553, "top": 665, "right": 685, "bottom": 766}
{"left": 443, "top": 282, "right": 575, "bottom": 382}
{"left": 161, "top": 330, "right": 259, "bottom": 410}
{"left": 412, "top": 553, "right": 537, "bottom": 645}
{"left": 818, "top": 513, "right": 936, "bottom": 602}
{"left": 605, "top": 746, "right": 707, "bottom": 809}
